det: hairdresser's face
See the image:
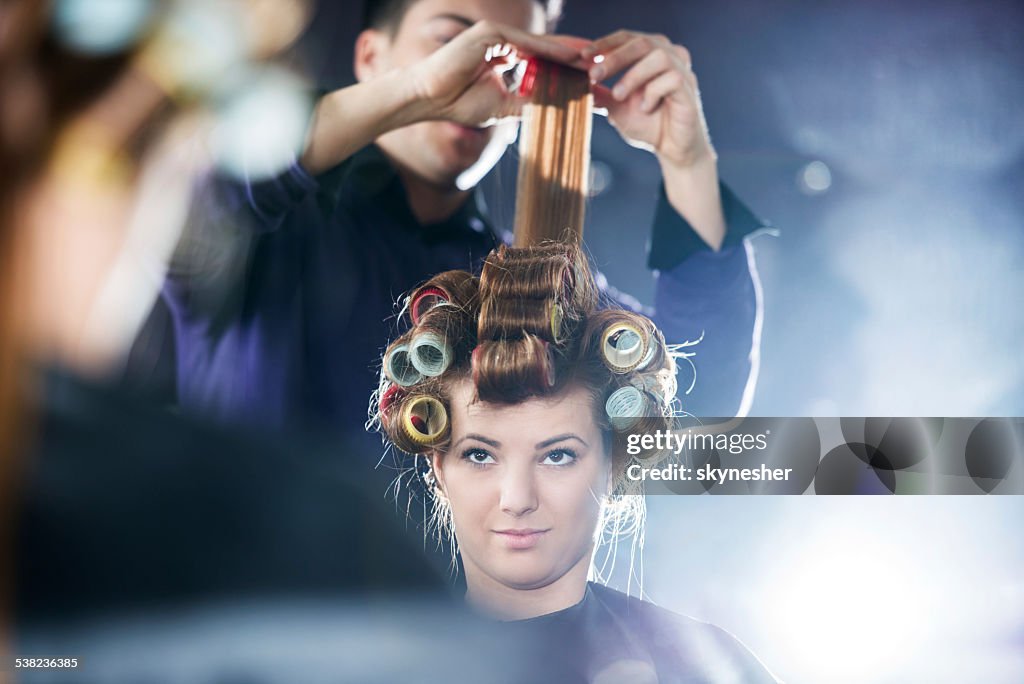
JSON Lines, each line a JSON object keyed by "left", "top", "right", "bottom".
{"left": 434, "top": 380, "right": 610, "bottom": 595}
{"left": 362, "top": 0, "right": 544, "bottom": 189}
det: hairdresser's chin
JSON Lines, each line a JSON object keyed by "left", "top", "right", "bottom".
{"left": 444, "top": 120, "right": 492, "bottom": 159}
{"left": 390, "top": 119, "right": 497, "bottom": 187}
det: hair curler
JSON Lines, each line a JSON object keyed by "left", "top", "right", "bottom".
{"left": 410, "top": 331, "right": 453, "bottom": 377}
{"left": 629, "top": 372, "right": 667, "bottom": 405}
{"left": 400, "top": 395, "right": 450, "bottom": 448}
{"left": 549, "top": 300, "right": 564, "bottom": 343}
{"left": 538, "top": 338, "right": 557, "bottom": 388}
{"left": 600, "top": 321, "right": 649, "bottom": 373}
{"left": 385, "top": 343, "right": 422, "bottom": 387}
{"left": 410, "top": 286, "right": 450, "bottom": 325}
{"left": 605, "top": 385, "right": 648, "bottom": 431}
{"left": 378, "top": 383, "right": 405, "bottom": 427}
{"left": 635, "top": 326, "right": 658, "bottom": 370}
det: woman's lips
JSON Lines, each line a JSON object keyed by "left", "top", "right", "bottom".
{"left": 494, "top": 528, "right": 549, "bottom": 550}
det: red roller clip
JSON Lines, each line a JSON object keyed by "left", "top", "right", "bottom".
{"left": 519, "top": 56, "right": 540, "bottom": 98}
{"left": 410, "top": 286, "right": 450, "bottom": 325}
{"left": 379, "top": 384, "right": 405, "bottom": 427}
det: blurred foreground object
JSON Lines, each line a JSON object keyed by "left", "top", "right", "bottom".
{"left": 14, "top": 370, "right": 568, "bottom": 684}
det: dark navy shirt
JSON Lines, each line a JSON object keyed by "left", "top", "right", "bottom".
{"left": 128, "top": 145, "right": 769, "bottom": 436}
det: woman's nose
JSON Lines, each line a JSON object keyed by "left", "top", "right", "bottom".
{"left": 499, "top": 464, "right": 539, "bottom": 517}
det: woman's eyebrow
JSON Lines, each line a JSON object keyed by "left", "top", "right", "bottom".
{"left": 429, "top": 13, "right": 475, "bottom": 29}
{"left": 451, "top": 433, "right": 501, "bottom": 449}
{"left": 535, "top": 434, "right": 588, "bottom": 449}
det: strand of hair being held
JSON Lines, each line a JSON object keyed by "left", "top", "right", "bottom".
{"left": 513, "top": 57, "right": 593, "bottom": 246}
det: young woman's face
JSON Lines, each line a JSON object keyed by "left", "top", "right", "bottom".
{"left": 433, "top": 379, "right": 610, "bottom": 594}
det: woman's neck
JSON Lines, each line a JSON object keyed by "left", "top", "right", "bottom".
{"left": 462, "top": 549, "right": 592, "bottom": 621}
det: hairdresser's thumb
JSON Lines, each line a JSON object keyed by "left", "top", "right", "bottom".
{"left": 495, "top": 91, "right": 528, "bottom": 122}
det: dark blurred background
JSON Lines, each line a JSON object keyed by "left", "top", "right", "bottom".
{"left": 298, "top": 0, "right": 1024, "bottom": 417}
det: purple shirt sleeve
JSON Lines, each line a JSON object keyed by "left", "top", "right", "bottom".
{"left": 642, "top": 182, "right": 771, "bottom": 417}
{"left": 653, "top": 241, "right": 762, "bottom": 418}
{"left": 165, "top": 159, "right": 323, "bottom": 312}
{"left": 243, "top": 161, "right": 321, "bottom": 230}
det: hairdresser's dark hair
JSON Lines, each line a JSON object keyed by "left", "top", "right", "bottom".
{"left": 362, "top": 0, "right": 564, "bottom": 33}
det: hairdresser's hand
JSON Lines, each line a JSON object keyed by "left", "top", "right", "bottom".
{"left": 581, "top": 31, "right": 726, "bottom": 250}
{"left": 302, "top": 22, "right": 577, "bottom": 174}
{"left": 581, "top": 31, "right": 714, "bottom": 170}
{"left": 409, "top": 21, "right": 580, "bottom": 127}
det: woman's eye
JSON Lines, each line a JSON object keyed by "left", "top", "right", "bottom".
{"left": 462, "top": 449, "right": 495, "bottom": 465}
{"left": 542, "top": 449, "right": 577, "bottom": 466}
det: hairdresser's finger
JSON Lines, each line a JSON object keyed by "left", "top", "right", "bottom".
{"left": 672, "top": 44, "right": 693, "bottom": 71}
{"left": 494, "top": 89, "right": 529, "bottom": 121}
{"left": 581, "top": 29, "right": 636, "bottom": 59}
{"left": 590, "top": 83, "right": 614, "bottom": 116}
{"left": 609, "top": 48, "right": 676, "bottom": 101}
{"left": 640, "top": 69, "right": 690, "bottom": 113}
{"left": 421, "top": 20, "right": 579, "bottom": 108}
{"left": 547, "top": 34, "right": 592, "bottom": 51}
{"left": 588, "top": 35, "right": 659, "bottom": 83}
{"left": 468, "top": 20, "right": 579, "bottom": 65}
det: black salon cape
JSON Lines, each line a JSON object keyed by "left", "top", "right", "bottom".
{"left": 501, "top": 582, "right": 778, "bottom": 684}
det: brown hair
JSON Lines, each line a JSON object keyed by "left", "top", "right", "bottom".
{"left": 512, "top": 58, "right": 593, "bottom": 247}
{"left": 372, "top": 242, "right": 677, "bottom": 491}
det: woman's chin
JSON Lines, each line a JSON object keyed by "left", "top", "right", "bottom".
{"left": 488, "top": 564, "right": 559, "bottom": 591}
